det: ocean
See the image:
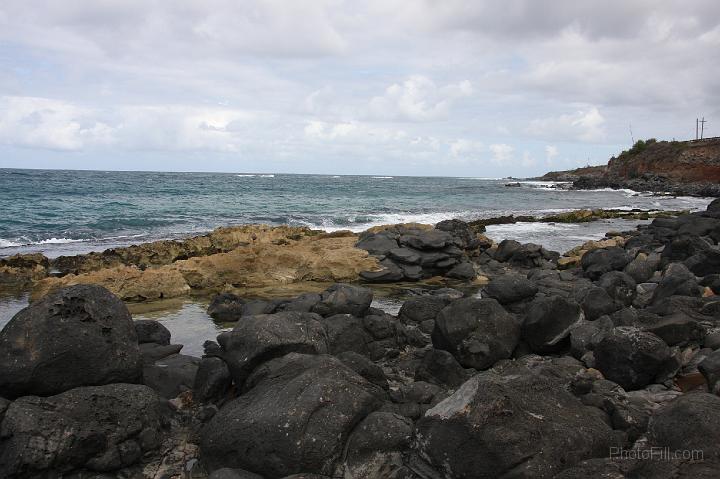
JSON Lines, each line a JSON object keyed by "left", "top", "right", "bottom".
{"left": 0, "top": 167, "right": 714, "bottom": 355}
{"left": 0, "top": 168, "right": 712, "bottom": 258}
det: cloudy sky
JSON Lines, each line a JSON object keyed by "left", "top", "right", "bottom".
{"left": 0, "top": 1, "right": 718, "bottom": 176}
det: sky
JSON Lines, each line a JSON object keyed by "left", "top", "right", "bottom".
{"left": 0, "top": 0, "right": 718, "bottom": 177}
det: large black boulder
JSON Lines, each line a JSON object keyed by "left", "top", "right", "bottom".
{"left": 398, "top": 296, "right": 451, "bottom": 324}
{"left": 597, "top": 271, "right": 637, "bottom": 307}
{"left": 200, "top": 353, "right": 383, "bottom": 477}
{"left": 143, "top": 353, "right": 200, "bottom": 399}
{"left": 483, "top": 274, "right": 538, "bottom": 305}
{"left": 435, "top": 219, "right": 481, "bottom": 249}
{"left": 311, "top": 283, "right": 373, "bottom": 317}
{"left": 343, "top": 411, "right": 413, "bottom": 478}
{"left": 522, "top": 296, "right": 584, "bottom": 353}
{"left": 647, "top": 393, "right": 720, "bottom": 460}
{"left": 685, "top": 249, "right": 720, "bottom": 276}
{"left": 574, "top": 285, "right": 618, "bottom": 321}
{"left": 432, "top": 298, "right": 520, "bottom": 370}
{"left": 0, "top": 384, "right": 167, "bottom": 477}
{"left": 0, "top": 285, "right": 142, "bottom": 399}
{"left": 650, "top": 263, "right": 702, "bottom": 304}
{"left": 581, "top": 247, "right": 632, "bottom": 280}
{"left": 134, "top": 319, "right": 171, "bottom": 345}
{"left": 212, "top": 311, "right": 328, "bottom": 388}
{"left": 594, "top": 327, "right": 671, "bottom": 390}
{"left": 193, "top": 357, "right": 233, "bottom": 403}
{"left": 698, "top": 350, "right": 720, "bottom": 394}
{"left": 662, "top": 234, "right": 712, "bottom": 262}
{"left": 414, "top": 368, "right": 620, "bottom": 479}
{"left": 415, "top": 348, "right": 469, "bottom": 388}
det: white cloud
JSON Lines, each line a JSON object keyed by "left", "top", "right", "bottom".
{"left": 449, "top": 139, "right": 484, "bottom": 157}
{"left": 368, "top": 76, "right": 473, "bottom": 122}
{"left": 0, "top": 1, "right": 719, "bottom": 175}
{"left": 0, "top": 96, "right": 261, "bottom": 152}
{"left": 545, "top": 145, "right": 559, "bottom": 164}
{"left": 527, "top": 107, "right": 606, "bottom": 142}
{"left": 489, "top": 143, "right": 514, "bottom": 165}
{"left": 0, "top": 96, "right": 112, "bottom": 150}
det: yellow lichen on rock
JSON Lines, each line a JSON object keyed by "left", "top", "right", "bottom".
{"left": 30, "top": 231, "right": 379, "bottom": 302}
{"left": 32, "top": 266, "right": 191, "bottom": 302}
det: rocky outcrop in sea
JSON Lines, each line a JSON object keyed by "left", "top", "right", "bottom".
{"left": 2, "top": 201, "right": 720, "bottom": 477}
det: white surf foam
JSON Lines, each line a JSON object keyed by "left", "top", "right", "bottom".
{"left": 0, "top": 239, "right": 21, "bottom": 248}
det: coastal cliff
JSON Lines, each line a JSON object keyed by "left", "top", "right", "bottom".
{"left": 542, "top": 137, "right": 720, "bottom": 196}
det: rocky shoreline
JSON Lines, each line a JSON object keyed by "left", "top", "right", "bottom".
{"left": 2, "top": 204, "right": 720, "bottom": 477}
{"left": 540, "top": 137, "right": 720, "bottom": 197}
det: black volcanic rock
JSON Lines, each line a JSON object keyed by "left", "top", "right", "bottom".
{"left": 0, "top": 384, "right": 167, "bottom": 477}
{"left": 432, "top": 298, "right": 520, "bottom": 370}
{"left": 0, "top": 285, "right": 142, "bottom": 399}
{"left": 594, "top": 327, "right": 671, "bottom": 390}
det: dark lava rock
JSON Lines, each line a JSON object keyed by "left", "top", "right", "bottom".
{"left": 399, "top": 230, "right": 455, "bottom": 250}
{"left": 685, "top": 249, "right": 720, "bottom": 276}
{"left": 209, "top": 468, "right": 264, "bottom": 479}
{"left": 139, "top": 342, "right": 183, "bottom": 365}
{"left": 0, "top": 285, "right": 142, "bottom": 399}
{"left": 581, "top": 247, "right": 632, "bottom": 281}
{"left": 494, "top": 239, "right": 521, "bottom": 262}
{"left": 624, "top": 252, "right": 660, "bottom": 284}
{"left": 597, "top": 271, "right": 637, "bottom": 307}
{"left": 414, "top": 368, "right": 619, "bottom": 479}
{"left": 387, "top": 247, "right": 422, "bottom": 264}
{"left": 212, "top": 311, "right": 328, "bottom": 388}
{"left": 651, "top": 263, "right": 702, "bottom": 305}
{"left": 432, "top": 298, "right": 520, "bottom": 370}
{"left": 355, "top": 232, "right": 398, "bottom": 256}
{"left": 207, "top": 293, "right": 246, "bottom": 321}
{"left": 522, "top": 296, "right": 584, "bottom": 353}
{"left": 436, "top": 219, "right": 481, "bottom": 249}
{"left": 569, "top": 316, "right": 614, "bottom": 359}
{"left": 415, "top": 348, "right": 468, "bottom": 388}
{"left": 574, "top": 286, "right": 618, "bottom": 321}
{"left": 319, "top": 314, "right": 374, "bottom": 357}
{"left": 277, "top": 293, "right": 322, "bottom": 313}
{"left": 194, "top": 357, "right": 232, "bottom": 403}
{"left": 143, "top": 353, "right": 200, "bottom": 399}
{"left": 445, "top": 261, "right": 476, "bottom": 280}
{"left": 343, "top": 411, "right": 413, "bottom": 478}
{"left": 398, "top": 296, "right": 451, "bottom": 324}
{"left": 698, "top": 350, "right": 720, "bottom": 394}
{"left": 200, "top": 353, "right": 383, "bottom": 478}
{"left": 241, "top": 299, "right": 281, "bottom": 317}
{"left": 594, "top": 327, "right": 671, "bottom": 390}
{"left": 134, "top": 319, "right": 171, "bottom": 346}
{"left": 311, "top": 283, "right": 373, "bottom": 317}
{"left": 648, "top": 393, "right": 720, "bottom": 460}
{"left": 359, "top": 261, "right": 404, "bottom": 283}
{"left": 483, "top": 274, "right": 538, "bottom": 305}
{"left": 662, "top": 234, "right": 712, "bottom": 262}
{"left": 0, "top": 384, "right": 167, "bottom": 477}
{"left": 337, "top": 351, "right": 389, "bottom": 390}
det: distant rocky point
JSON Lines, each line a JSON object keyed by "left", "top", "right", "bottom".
{"left": 541, "top": 137, "right": 720, "bottom": 196}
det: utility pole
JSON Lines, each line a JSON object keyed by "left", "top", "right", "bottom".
{"left": 629, "top": 123, "right": 634, "bottom": 144}
{"left": 696, "top": 118, "right": 699, "bottom": 140}
{"left": 700, "top": 117, "right": 707, "bottom": 139}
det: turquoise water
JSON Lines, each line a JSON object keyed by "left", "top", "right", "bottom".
{"left": 0, "top": 168, "right": 711, "bottom": 258}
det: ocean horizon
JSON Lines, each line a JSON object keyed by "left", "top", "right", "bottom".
{"left": 0, "top": 167, "right": 712, "bottom": 258}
